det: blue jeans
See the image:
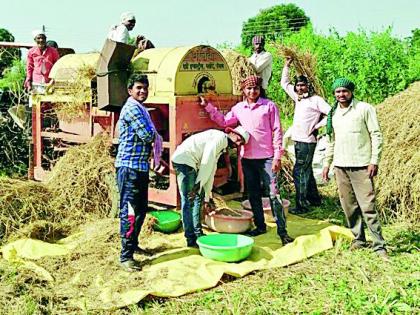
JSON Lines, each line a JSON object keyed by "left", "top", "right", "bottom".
{"left": 173, "top": 162, "right": 204, "bottom": 243}
{"left": 116, "top": 167, "right": 149, "bottom": 262}
{"left": 293, "top": 142, "right": 321, "bottom": 210}
{"left": 241, "top": 158, "right": 287, "bottom": 236}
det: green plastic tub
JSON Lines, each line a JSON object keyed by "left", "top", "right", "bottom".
{"left": 149, "top": 210, "right": 181, "bottom": 233}
{"left": 197, "top": 234, "right": 254, "bottom": 262}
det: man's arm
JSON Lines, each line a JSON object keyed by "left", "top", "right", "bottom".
{"left": 195, "top": 134, "right": 227, "bottom": 202}
{"left": 314, "top": 98, "right": 332, "bottom": 130}
{"left": 125, "top": 106, "right": 156, "bottom": 143}
{"left": 280, "top": 60, "right": 297, "bottom": 101}
{"left": 25, "top": 50, "right": 34, "bottom": 89}
{"left": 322, "top": 134, "right": 335, "bottom": 181}
{"left": 270, "top": 102, "right": 283, "bottom": 171}
{"left": 365, "top": 104, "right": 383, "bottom": 178}
{"left": 200, "top": 96, "right": 238, "bottom": 128}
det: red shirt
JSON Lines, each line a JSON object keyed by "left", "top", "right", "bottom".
{"left": 25, "top": 46, "right": 59, "bottom": 85}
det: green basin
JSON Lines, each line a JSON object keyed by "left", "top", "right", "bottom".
{"left": 197, "top": 234, "right": 254, "bottom": 262}
{"left": 149, "top": 210, "right": 181, "bottom": 233}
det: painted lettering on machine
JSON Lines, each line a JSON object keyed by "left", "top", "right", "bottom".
{"left": 179, "top": 46, "right": 226, "bottom": 72}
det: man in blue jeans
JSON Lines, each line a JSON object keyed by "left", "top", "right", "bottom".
{"left": 171, "top": 127, "right": 249, "bottom": 247}
{"left": 115, "top": 74, "right": 162, "bottom": 272}
{"left": 280, "top": 57, "right": 331, "bottom": 214}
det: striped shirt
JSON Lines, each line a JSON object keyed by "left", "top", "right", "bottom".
{"left": 324, "top": 99, "right": 383, "bottom": 168}
{"left": 115, "top": 97, "right": 156, "bottom": 171}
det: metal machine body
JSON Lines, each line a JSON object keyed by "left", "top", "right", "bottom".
{"left": 29, "top": 43, "right": 243, "bottom": 206}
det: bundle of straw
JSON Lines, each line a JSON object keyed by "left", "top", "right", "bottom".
{"left": 274, "top": 44, "right": 326, "bottom": 98}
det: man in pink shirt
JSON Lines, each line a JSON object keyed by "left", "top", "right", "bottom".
{"left": 24, "top": 30, "right": 60, "bottom": 91}
{"left": 200, "top": 75, "right": 294, "bottom": 245}
{"left": 281, "top": 57, "right": 331, "bottom": 214}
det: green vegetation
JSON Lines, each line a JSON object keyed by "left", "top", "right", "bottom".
{"left": 0, "top": 58, "right": 28, "bottom": 176}
{"left": 241, "top": 4, "right": 310, "bottom": 49}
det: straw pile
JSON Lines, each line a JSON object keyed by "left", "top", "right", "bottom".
{"left": 221, "top": 50, "right": 257, "bottom": 95}
{"left": 279, "top": 153, "right": 294, "bottom": 195}
{"left": 376, "top": 81, "right": 420, "bottom": 224}
{"left": 0, "top": 134, "right": 115, "bottom": 243}
{"left": 274, "top": 44, "right": 326, "bottom": 98}
{"left": 53, "top": 65, "right": 96, "bottom": 121}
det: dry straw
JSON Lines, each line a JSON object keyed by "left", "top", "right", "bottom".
{"left": 53, "top": 65, "right": 96, "bottom": 122}
{"left": 0, "top": 134, "right": 115, "bottom": 242}
{"left": 221, "top": 50, "right": 257, "bottom": 95}
{"left": 274, "top": 44, "right": 326, "bottom": 99}
{"left": 376, "top": 81, "right": 420, "bottom": 224}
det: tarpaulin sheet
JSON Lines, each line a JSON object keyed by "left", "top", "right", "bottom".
{"left": 0, "top": 215, "right": 353, "bottom": 310}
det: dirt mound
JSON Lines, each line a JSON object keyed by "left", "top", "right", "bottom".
{"left": 376, "top": 81, "right": 420, "bottom": 224}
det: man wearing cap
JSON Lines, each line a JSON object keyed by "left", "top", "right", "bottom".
{"left": 281, "top": 57, "right": 331, "bottom": 214}
{"left": 108, "top": 12, "right": 141, "bottom": 45}
{"left": 200, "top": 75, "right": 294, "bottom": 245}
{"left": 24, "top": 30, "right": 59, "bottom": 91}
{"left": 171, "top": 127, "right": 249, "bottom": 247}
{"left": 248, "top": 35, "right": 273, "bottom": 97}
{"left": 322, "top": 78, "right": 389, "bottom": 261}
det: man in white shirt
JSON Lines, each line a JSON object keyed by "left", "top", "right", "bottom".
{"left": 248, "top": 35, "right": 272, "bottom": 97}
{"left": 108, "top": 12, "right": 141, "bottom": 45}
{"left": 171, "top": 126, "right": 249, "bottom": 247}
{"left": 322, "top": 78, "right": 388, "bottom": 261}
{"left": 281, "top": 57, "right": 331, "bottom": 214}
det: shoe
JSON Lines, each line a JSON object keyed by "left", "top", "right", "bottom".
{"left": 187, "top": 239, "right": 199, "bottom": 248}
{"left": 134, "top": 246, "right": 153, "bottom": 256}
{"left": 376, "top": 250, "right": 391, "bottom": 262}
{"left": 246, "top": 228, "right": 267, "bottom": 237}
{"left": 289, "top": 207, "right": 309, "bottom": 215}
{"left": 350, "top": 240, "right": 367, "bottom": 251}
{"left": 120, "top": 259, "right": 142, "bottom": 272}
{"left": 280, "top": 234, "right": 294, "bottom": 245}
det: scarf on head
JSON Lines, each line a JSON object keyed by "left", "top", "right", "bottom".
{"left": 327, "top": 78, "right": 356, "bottom": 139}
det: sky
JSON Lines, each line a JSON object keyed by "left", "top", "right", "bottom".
{"left": 0, "top": 0, "right": 419, "bottom": 53}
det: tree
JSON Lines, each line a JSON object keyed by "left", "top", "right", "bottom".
{"left": 0, "top": 28, "right": 21, "bottom": 78}
{"left": 241, "top": 4, "right": 310, "bottom": 48}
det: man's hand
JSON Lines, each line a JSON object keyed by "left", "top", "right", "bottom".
{"left": 272, "top": 158, "right": 281, "bottom": 173}
{"left": 285, "top": 57, "right": 293, "bottom": 67}
{"left": 367, "top": 164, "right": 378, "bottom": 178}
{"left": 188, "top": 183, "right": 200, "bottom": 201}
{"left": 322, "top": 166, "right": 330, "bottom": 182}
{"left": 24, "top": 80, "right": 32, "bottom": 92}
{"left": 203, "top": 202, "right": 212, "bottom": 214}
{"left": 198, "top": 96, "right": 207, "bottom": 107}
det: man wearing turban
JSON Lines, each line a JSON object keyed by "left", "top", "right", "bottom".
{"left": 248, "top": 35, "right": 272, "bottom": 97}
{"left": 108, "top": 12, "right": 141, "bottom": 45}
{"left": 322, "top": 78, "right": 389, "bottom": 261}
{"left": 24, "top": 29, "right": 59, "bottom": 91}
{"left": 200, "top": 75, "right": 294, "bottom": 246}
